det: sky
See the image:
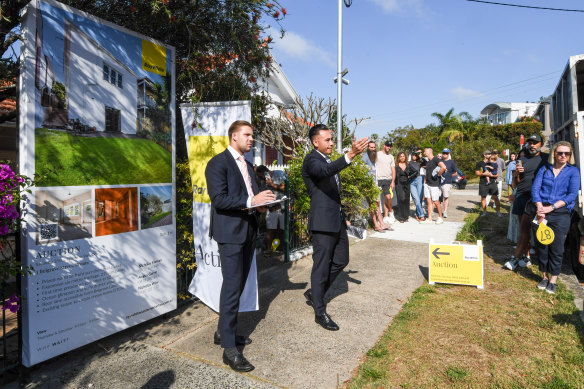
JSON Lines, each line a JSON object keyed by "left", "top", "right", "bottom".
{"left": 268, "top": 0, "right": 584, "bottom": 139}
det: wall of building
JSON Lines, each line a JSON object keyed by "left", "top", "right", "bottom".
{"left": 67, "top": 25, "right": 138, "bottom": 134}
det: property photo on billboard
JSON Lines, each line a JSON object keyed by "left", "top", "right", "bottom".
{"left": 30, "top": 0, "right": 172, "bottom": 186}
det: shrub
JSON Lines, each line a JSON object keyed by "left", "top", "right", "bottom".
{"left": 286, "top": 143, "right": 380, "bottom": 235}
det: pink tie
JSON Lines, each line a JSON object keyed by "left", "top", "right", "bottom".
{"left": 238, "top": 155, "right": 253, "bottom": 197}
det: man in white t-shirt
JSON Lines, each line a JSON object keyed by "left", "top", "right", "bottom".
{"left": 376, "top": 141, "right": 396, "bottom": 224}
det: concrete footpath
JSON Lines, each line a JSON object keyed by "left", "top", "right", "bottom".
{"left": 16, "top": 190, "right": 476, "bottom": 388}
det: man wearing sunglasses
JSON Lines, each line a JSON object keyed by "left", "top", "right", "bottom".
{"left": 505, "top": 134, "right": 549, "bottom": 270}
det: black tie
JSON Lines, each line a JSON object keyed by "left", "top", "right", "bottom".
{"left": 325, "top": 156, "right": 341, "bottom": 192}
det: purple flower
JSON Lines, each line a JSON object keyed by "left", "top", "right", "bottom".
{"left": 2, "top": 295, "right": 21, "bottom": 313}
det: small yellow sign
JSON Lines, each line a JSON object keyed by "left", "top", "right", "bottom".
{"left": 142, "top": 40, "right": 166, "bottom": 76}
{"left": 536, "top": 222, "right": 555, "bottom": 245}
{"left": 188, "top": 135, "right": 229, "bottom": 203}
{"left": 429, "top": 241, "right": 484, "bottom": 289}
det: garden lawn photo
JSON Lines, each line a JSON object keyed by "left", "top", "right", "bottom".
{"left": 35, "top": 128, "right": 172, "bottom": 186}
{"left": 140, "top": 185, "right": 172, "bottom": 229}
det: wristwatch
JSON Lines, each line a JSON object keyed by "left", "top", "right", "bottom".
{"left": 551, "top": 204, "right": 557, "bottom": 210}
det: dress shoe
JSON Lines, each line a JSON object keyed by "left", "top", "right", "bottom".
{"left": 303, "top": 289, "right": 313, "bottom": 307}
{"left": 214, "top": 331, "right": 252, "bottom": 346}
{"left": 222, "top": 350, "right": 255, "bottom": 372}
{"left": 315, "top": 313, "right": 339, "bottom": 331}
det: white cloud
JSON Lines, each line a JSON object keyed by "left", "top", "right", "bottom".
{"left": 451, "top": 86, "right": 485, "bottom": 101}
{"left": 368, "top": 0, "right": 426, "bottom": 15}
{"left": 272, "top": 30, "right": 335, "bottom": 68}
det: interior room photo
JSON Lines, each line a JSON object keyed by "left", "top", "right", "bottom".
{"left": 35, "top": 188, "right": 93, "bottom": 244}
{"left": 94, "top": 187, "right": 139, "bottom": 237}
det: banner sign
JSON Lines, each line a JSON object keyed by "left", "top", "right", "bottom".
{"left": 19, "top": 0, "right": 176, "bottom": 366}
{"left": 180, "top": 101, "right": 258, "bottom": 313}
{"left": 428, "top": 240, "right": 484, "bottom": 289}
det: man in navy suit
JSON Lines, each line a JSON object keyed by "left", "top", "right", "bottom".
{"left": 205, "top": 120, "right": 274, "bottom": 372}
{"left": 302, "top": 124, "right": 368, "bottom": 330}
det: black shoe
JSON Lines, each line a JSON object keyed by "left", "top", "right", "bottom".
{"left": 315, "top": 313, "right": 339, "bottom": 331}
{"left": 303, "top": 289, "right": 313, "bottom": 307}
{"left": 214, "top": 331, "right": 252, "bottom": 346}
{"left": 222, "top": 350, "right": 255, "bottom": 372}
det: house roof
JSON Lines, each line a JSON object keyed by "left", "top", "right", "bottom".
{"left": 480, "top": 102, "right": 512, "bottom": 115}
{"left": 480, "top": 102, "right": 539, "bottom": 116}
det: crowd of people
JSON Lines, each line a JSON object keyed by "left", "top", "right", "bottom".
{"left": 362, "top": 141, "right": 459, "bottom": 228}
{"left": 502, "top": 134, "right": 580, "bottom": 295}
{"left": 361, "top": 133, "right": 581, "bottom": 297}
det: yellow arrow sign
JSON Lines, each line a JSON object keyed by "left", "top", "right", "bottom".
{"left": 429, "top": 241, "right": 484, "bottom": 289}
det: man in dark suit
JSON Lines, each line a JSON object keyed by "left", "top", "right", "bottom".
{"left": 302, "top": 124, "right": 368, "bottom": 330}
{"left": 205, "top": 120, "right": 274, "bottom": 372}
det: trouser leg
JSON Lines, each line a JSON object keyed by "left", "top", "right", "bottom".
{"left": 325, "top": 224, "right": 349, "bottom": 292}
{"left": 545, "top": 211, "right": 570, "bottom": 276}
{"left": 217, "top": 226, "right": 255, "bottom": 348}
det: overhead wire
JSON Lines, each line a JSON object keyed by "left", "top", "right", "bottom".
{"left": 464, "top": 0, "right": 584, "bottom": 13}
{"left": 366, "top": 71, "right": 559, "bottom": 121}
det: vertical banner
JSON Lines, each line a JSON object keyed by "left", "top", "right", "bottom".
{"left": 19, "top": 0, "right": 176, "bottom": 366}
{"left": 180, "top": 101, "right": 258, "bottom": 312}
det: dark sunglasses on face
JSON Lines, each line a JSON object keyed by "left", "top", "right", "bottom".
{"left": 555, "top": 151, "right": 571, "bottom": 156}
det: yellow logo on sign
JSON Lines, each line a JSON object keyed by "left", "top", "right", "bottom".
{"left": 188, "top": 135, "right": 229, "bottom": 203}
{"left": 142, "top": 40, "right": 166, "bottom": 76}
{"left": 536, "top": 222, "right": 555, "bottom": 245}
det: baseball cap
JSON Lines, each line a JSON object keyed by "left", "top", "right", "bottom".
{"left": 527, "top": 134, "right": 542, "bottom": 143}
{"left": 483, "top": 150, "right": 492, "bottom": 155}
{"left": 384, "top": 140, "right": 393, "bottom": 147}
{"left": 492, "top": 149, "right": 499, "bottom": 154}
{"left": 442, "top": 148, "right": 450, "bottom": 154}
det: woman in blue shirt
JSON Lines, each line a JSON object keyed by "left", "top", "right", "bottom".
{"left": 531, "top": 141, "right": 580, "bottom": 294}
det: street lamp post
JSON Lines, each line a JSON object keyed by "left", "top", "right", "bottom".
{"left": 336, "top": 0, "right": 351, "bottom": 153}
{"left": 336, "top": 0, "right": 343, "bottom": 153}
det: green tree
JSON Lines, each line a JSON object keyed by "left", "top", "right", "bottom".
{"left": 431, "top": 107, "right": 456, "bottom": 136}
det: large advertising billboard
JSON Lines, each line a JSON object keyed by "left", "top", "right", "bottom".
{"left": 19, "top": 0, "right": 176, "bottom": 366}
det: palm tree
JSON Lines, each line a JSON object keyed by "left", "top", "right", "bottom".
{"left": 431, "top": 108, "right": 456, "bottom": 136}
{"left": 435, "top": 110, "right": 477, "bottom": 145}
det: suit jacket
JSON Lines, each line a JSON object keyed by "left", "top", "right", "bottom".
{"left": 205, "top": 149, "right": 259, "bottom": 244}
{"left": 301, "top": 149, "right": 350, "bottom": 233}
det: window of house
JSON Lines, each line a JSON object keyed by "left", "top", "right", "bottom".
{"left": 64, "top": 203, "right": 80, "bottom": 217}
{"left": 103, "top": 63, "right": 123, "bottom": 89}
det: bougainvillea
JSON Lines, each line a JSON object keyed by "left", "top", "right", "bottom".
{"left": 0, "top": 164, "right": 32, "bottom": 312}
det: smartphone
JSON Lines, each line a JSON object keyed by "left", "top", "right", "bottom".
{"left": 516, "top": 160, "right": 522, "bottom": 167}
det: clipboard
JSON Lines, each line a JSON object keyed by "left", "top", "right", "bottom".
{"left": 243, "top": 196, "right": 288, "bottom": 210}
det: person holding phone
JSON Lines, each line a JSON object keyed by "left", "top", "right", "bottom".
{"left": 505, "top": 135, "right": 548, "bottom": 270}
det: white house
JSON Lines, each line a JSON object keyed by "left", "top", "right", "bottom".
{"left": 480, "top": 102, "right": 539, "bottom": 125}
{"left": 64, "top": 19, "right": 138, "bottom": 134}
{"left": 252, "top": 57, "right": 299, "bottom": 166}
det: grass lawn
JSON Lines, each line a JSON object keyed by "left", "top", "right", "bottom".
{"left": 35, "top": 129, "right": 172, "bottom": 186}
{"left": 349, "top": 206, "right": 584, "bottom": 388}
{"left": 143, "top": 211, "right": 172, "bottom": 229}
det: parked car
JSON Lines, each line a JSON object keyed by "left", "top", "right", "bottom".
{"left": 452, "top": 168, "right": 467, "bottom": 189}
